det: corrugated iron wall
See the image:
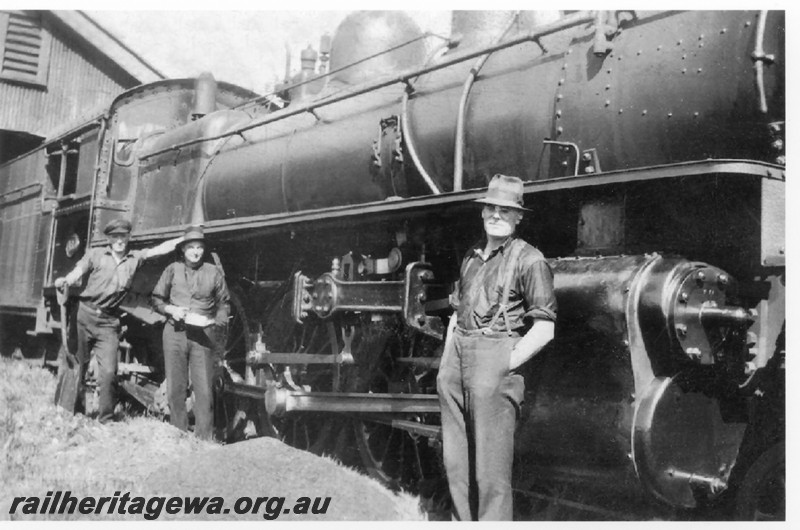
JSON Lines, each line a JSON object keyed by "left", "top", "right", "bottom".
{"left": 0, "top": 13, "right": 133, "bottom": 139}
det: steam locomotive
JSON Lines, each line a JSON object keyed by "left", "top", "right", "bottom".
{"left": 0, "top": 10, "right": 784, "bottom": 520}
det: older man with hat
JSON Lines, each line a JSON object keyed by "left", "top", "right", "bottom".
{"left": 151, "top": 225, "right": 230, "bottom": 439}
{"left": 437, "top": 174, "right": 557, "bottom": 520}
{"left": 55, "top": 219, "right": 184, "bottom": 423}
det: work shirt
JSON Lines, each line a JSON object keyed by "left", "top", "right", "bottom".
{"left": 151, "top": 261, "right": 230, "bottom": 324}
{"left": 74, "top": 247, "right": 147, "bottom": 310}
{"left": 452, "top": 236, "right": 557, "bottom": 333}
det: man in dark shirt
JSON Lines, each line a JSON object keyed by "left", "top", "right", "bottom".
{"left": 151, "top": 226, "right": 230, "bottom": 440}
{"left": 55, "top": 219, "right": 184, "bottom": 423}
{"left": 437, "top": 174, "right": 557, "bottom": 520}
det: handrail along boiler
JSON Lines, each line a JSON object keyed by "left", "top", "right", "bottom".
{"left": 0, "top": 10, "right": 784, "bottom": 519}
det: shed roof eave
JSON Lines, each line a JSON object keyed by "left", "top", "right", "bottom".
{"left": 48, "top": 10, "right": 165, "bottom": 84}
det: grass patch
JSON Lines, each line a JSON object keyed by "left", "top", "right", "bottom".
{"left": 0, "top": 358, "right": 423, "bottom": 521}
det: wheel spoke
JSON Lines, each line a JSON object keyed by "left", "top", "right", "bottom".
{"left": 310, "top": 419, "right": 332, "bottom": 454}
{"left": 413, "top": 436, "right": 424, "bottom": 478}
{"left": 269, "top": 315, "right": 444, "bottom": 494}
{"left": 353, "top": 323, "right": 444, "bottom": 493}
{"left": 379, "top": 426, "right": 395, "bottom": 465}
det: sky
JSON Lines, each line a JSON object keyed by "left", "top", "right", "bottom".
{"left": 82, "top": 3, "right": 794, "bottom": 94}
{"left": 26, "top": 2, "right": 792, "bottom": 94}
{"left": 86, "top": 10, "right": 453, "bottom": 93}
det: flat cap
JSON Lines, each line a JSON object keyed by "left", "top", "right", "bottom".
{"left": 103, "top": 218, "right": 132, "bottom": 235}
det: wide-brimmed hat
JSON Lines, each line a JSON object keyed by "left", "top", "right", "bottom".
{"left": 474, "top": 174, "right": 530, "bottom": 211}
{"left": 104, "top": 218, "right": 132, "bottom": 235}
{"left": 180, "top": 225, "right": 205, "bottom": 247}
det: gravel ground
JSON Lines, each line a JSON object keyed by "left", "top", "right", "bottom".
{"left": 1, "top": 358, "right": 423, "bottom": 521}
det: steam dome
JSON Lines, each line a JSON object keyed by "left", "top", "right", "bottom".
{"left": 329, "top": 11, "right": 428, "bottom": 85}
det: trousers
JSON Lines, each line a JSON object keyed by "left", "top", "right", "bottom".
{"left": 163, "top": 321, "right": 219, "bottom": 440}
{"left": 76, "top": 303, "right": 121, "bottom": 423}
{"left": 436, "top": 327, "right": 525, "bottom": 521}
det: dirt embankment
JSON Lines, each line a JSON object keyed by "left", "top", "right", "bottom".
{"left": 0, "top": 358, "right": 423, "bottom": 521}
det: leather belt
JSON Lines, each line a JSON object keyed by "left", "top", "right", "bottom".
{"left": 456, "top": 326, "right": 521, "bottom": 338}
{"left": 80, "top": 300, "right": 119, "bottom": 318}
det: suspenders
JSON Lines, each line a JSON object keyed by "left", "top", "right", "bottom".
{"left": 483, "top": 239, "right": 525, "bottom": 336}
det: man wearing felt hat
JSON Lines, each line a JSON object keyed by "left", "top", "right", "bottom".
{"left": 437, "top": 174, "right": 557, "bottom": 520}
{"left": 151, "top": 225, "right": 230, "bottom": 440}
{"left": 54, "top": 219, "right": 184, "bottom": 423}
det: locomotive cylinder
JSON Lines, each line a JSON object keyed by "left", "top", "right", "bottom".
{"left": 517, "top": 254, "right": 750, "bottom": 508}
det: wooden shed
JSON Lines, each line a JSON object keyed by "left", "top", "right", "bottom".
{"left": 0, "top": 10, "right": 163, "bottom": 163}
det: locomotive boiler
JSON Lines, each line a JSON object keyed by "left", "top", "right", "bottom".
{"left": 0, "top": 10, "right": 784, "bottom": 520}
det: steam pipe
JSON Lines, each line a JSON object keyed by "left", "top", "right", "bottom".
{"left": 140, "top": 11, "right": 598, "bottom": 161}
{"left": 401, "top": 88, "right": 442, "bottom": 194}
{"left": 453, "top": 12, "right": 519, "bottom": 191}
{"left": 752, "top": 10, "right": 771, "bottom": 114}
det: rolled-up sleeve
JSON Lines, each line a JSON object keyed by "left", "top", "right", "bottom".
{"left": 68, "top": 248, "right": 97, "bottom": 283}
{"left": 448, "top": 280, "right": 460, "bottom": 311}
{"left": 520, "top": 257, "right": 557, "bottom": 323}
